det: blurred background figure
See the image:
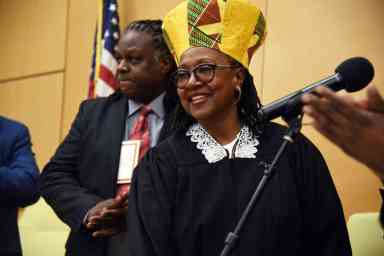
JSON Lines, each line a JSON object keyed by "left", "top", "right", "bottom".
{"left": 0, "top": 116, "right": 39, "bottom": 256}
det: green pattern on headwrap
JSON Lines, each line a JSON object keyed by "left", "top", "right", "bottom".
{"left": 187, "top": 0, "right": 217, "bottom": 48}
{"left": 162, "top": 0, "right": 267, "bottom": 68}
{"left": 190, "top": 27, "right": 216, "bottom": 47}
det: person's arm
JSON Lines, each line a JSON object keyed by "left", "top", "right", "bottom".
{"left": 291, "top": 134, "right": 352, "bottom": 256}
{"left": 302, "top": 85, "right": 384, "bottom": 180}
{"left": 0, "top": 124, "right": 39, "bottom": 207}
{"left": 40, "top": 101, "right": 104, "bottom": 231}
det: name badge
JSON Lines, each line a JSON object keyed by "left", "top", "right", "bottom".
{"left": 117, "top": 140, "right": 141, "bottom": 184}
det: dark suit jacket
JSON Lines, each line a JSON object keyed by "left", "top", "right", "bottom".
{"left": 0, "top": 116, "right": 40, "bottom": 256}
{"left": 40, "top": 90, "right": 177, "bottom": 256}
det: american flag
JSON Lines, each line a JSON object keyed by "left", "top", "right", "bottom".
{"left": 88, "top": 0, "right": 120, "bottom": 98}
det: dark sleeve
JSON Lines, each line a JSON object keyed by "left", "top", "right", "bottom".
{"left": 0, "top": 125, "right": 39, "bottom": 207}
{"left": 126, "top": 143, "right": 177, "bottom": 256}
{"left": 40, "top": 101, "right": 103, "bottom": 231}
{"left": 291, "top": 134, "right": 352, "bottom": 256}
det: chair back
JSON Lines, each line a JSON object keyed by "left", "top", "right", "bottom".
{"left": 347, "top": 212, "right": 384, "bottom": 256}
{"left": 18, "top": 199, "right": 69, "bottom": 256}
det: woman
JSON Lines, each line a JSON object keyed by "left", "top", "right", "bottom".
{"left": 126, "top": 1, "right": 352, "bottom": 256}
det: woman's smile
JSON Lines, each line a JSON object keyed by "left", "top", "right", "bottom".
{"left": 189, "top": 92, "right": 211, "bottom": 105}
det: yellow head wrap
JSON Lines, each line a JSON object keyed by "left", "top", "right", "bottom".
{"left": 163, "top": 0, "right": 267, "bottom": 69}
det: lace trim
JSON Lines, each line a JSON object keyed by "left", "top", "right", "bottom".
{"left": 186, "top": 123, "right": 259, "bottom": 163}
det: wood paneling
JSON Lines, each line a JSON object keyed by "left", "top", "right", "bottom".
{"left": 263, "top": 0, "right": 384, "bottom": 217}
{"left": 0, "top": 73, "right": 64, "bottom": 169}
{"left": 61, "top": 0, "right": 97, "bottom": 138}
{"left": 0, "top": 0, "right": 67, "bottom": 81}
{"left": 122, "top": 0, "right": 184, "bottom": 21}
{"left": 263, "top": 0, "right": 384, "bottom": 103}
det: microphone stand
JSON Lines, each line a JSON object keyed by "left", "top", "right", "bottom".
{"left": 219, "top": 113, "right": 303, "bottom": 256}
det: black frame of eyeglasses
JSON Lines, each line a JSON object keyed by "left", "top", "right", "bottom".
{"left": 171, "top": 63, "right": 239, "bottom": 88}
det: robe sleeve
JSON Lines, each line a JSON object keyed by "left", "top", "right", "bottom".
{"left": 126, "top": 140, "right": 177, "bottom": 256}
{"left": 290, "top": 133, "right": 352, "bottom": 256}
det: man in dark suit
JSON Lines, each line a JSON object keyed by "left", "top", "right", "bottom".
{"left": 302, "top": 85, "right": 384, "bottom": 226}
{"left": 0, "top": 116, "right": 40, "bottom": 256}
{"left": 40, "top": 20, "right": 178, "bottom": 256}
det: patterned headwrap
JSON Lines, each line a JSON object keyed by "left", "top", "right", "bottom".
{"left": 163, "top": 0, "right": 267, "bottom": 69}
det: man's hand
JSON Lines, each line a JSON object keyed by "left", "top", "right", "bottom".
{"left": 301, "top": 85, "right": 384, "bottom": 180}
{"left": 85, "top": 191, "right": 129, "bottom": 238}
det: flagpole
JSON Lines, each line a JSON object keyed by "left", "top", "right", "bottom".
{"left": 94, "top": 0, "right": 104, "bottom": 98}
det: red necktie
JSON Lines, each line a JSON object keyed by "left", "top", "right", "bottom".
{"left": 128, "top": 105, "right": 152, "bottom": 159}
{"left": 116, "top": 106, "right": 152, "bottom": 197}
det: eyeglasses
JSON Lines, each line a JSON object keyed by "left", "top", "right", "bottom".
{"left": 171, "top": 63, "right": 239, "bottom": 89}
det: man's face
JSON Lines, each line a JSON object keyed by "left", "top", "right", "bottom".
{"left": 115, "top": 30, "right": 169, "bottom": 103}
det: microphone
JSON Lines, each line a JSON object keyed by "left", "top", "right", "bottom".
{"left": 257, "top": 57, "right": 375, "bottom": 122}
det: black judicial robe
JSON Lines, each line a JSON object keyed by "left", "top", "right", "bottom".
{"left": 126, "top": 123, "right": 352, "bottom": 256}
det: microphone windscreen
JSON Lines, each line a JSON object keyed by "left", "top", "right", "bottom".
{"left": 335, "top": 57, "right": 374, "bottom": 92}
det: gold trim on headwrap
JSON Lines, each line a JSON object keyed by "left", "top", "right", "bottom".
{"left": 163, "top": 0, "right": 267, "bottom": 69}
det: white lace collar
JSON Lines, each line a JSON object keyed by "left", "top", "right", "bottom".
{"left": 186, "top": 123, "right": 259, "bottom": 163}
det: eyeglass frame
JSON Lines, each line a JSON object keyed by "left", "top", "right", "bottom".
{"left": 171, "top": 63, "right": 240, "bottom": 89}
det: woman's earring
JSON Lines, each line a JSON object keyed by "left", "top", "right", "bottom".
{"left": 234, "top": 86, "right": 242, "bottom": 105}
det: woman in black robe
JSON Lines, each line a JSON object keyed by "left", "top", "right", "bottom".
{"left": 125, "top": 1, "right": 352, "bottom": 255}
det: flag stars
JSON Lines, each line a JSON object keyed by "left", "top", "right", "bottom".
{"left": 109, "top": 4, "right": 116, "bottom": 12}
{"left": 89, "top": 1, "right": 120, "bottom": 98}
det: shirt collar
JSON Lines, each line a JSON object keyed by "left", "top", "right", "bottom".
{"left": 128, "top": 92, "right": 166, "bottom": 119}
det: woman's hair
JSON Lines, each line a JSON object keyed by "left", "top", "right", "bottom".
{"left": 170, "top": 59, "right": 265, "bottom": 137}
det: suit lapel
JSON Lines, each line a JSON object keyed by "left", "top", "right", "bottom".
{"left": 103, "top": 93, "right": 128, "bottom": 196}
